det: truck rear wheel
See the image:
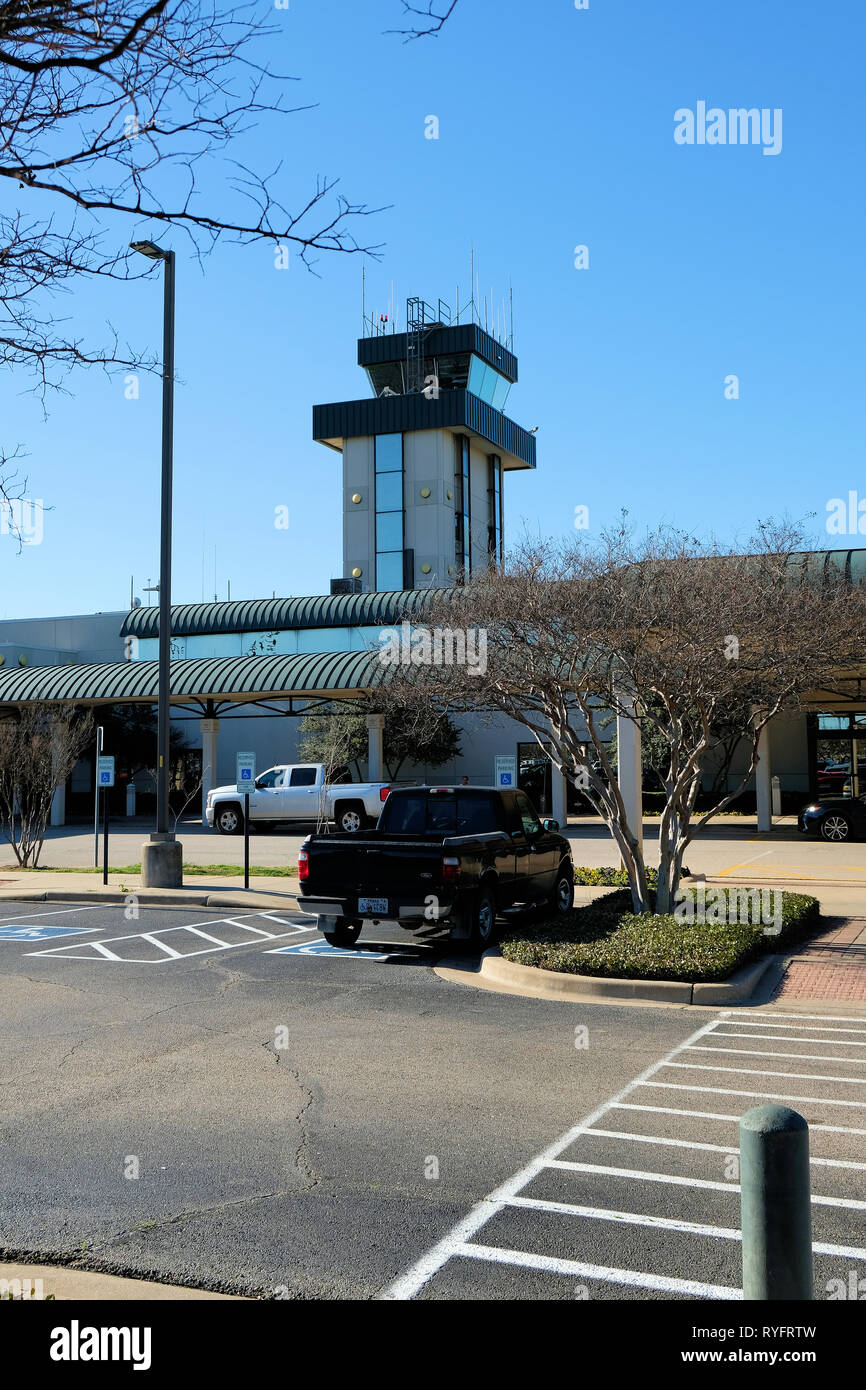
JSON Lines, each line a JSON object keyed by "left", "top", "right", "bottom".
{"left": 215, "top": 803, "right": 244, "bottom": 835}
{"left": 454, "top": 886, "right": 498, "bottom": 955}
{"left": 321, "top": 917, "right": 362, "bottom": 948}
{"left": 334, "top": 801, "right": 369, "bottom": 833}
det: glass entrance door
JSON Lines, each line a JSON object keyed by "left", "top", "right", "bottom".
{"left": 517, "top": 742, "right": 552, "bottom": 816}
{"left": 811, "top": 713, "right": 866, "bottom": 800}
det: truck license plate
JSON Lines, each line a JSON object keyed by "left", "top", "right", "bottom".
{"left": 358, "top": 897, "right": 388, "bottom": 915}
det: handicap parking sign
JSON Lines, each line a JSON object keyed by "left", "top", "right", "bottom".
{"left": 494, "top": 755, "right": 517, "bottom": 789}
{"left": 0, "top": 925, "right": 99, "bottom": 941}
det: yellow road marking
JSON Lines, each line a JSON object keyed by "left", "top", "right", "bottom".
{"left": 716, "top": 865, "right": 822, "bottom": 880}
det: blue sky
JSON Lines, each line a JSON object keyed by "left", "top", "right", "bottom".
{"left": 1, "top": 0, "right": 864, "bottom": 618}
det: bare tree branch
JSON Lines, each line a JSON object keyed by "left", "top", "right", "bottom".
{"left": 0, "top": 1, "right": 385, "bottom": 407}
{"left": 387, "top": 1, "right": 460, "bottom": 41}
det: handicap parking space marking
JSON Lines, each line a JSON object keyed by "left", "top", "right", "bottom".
{"left": 383, "top": 1009, "right": 866, "bottom": 1302}
{"left": 0, "top": 924, "right": 102, "bottom": 941}
{"left": 24, "top": 913, "right": 318, "bottom": 963}
{"left": 268, "top": 939, "right": 393, "bottom": 961}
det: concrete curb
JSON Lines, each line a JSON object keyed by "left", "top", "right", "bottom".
{"left": 0, "top": 887, "right": 301, "bottom": 911}
{"left": 0, "top": 1261, "right": 246, "bottom": 1301}
{"left": 437, "top": 948, "right": 776, "bottom": 1006}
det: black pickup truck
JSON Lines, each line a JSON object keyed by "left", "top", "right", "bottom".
{"left": 297, "top": 785, "right": 574, "bottom": 953}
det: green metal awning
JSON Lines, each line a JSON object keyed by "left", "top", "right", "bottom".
{"left": 120, "top": 589, "right": 438, "bottom": 640}
{"left": 0, "top": 651, "right": 390, "bottom": 713}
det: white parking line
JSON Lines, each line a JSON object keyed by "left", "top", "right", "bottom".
{"left": 583, "top": 1128, "right": 866, "bottom": 1171}
{"left": 612, "top": 1102, "right": 866, "bottom": 1137}
{"left": 712, "top": 1031, "right": 866, "bottom": 1047}
{"left": 642, "top": 1081, "right": 866, "bottom": 1108}
{"left": 504, "top": 1196, "right": 866, "bottom": 1261}
{"left": 547, "top": 1159, "right": 866, "bottom": 1210}
{"left": 722, "top": 1012, "right": 866, "bottom": 1028}
{"left": 687, "top": 1045, "right": 866, "bottom": 1064}
{"left": 0, "top": 905, "right": 105, "bottom": 921}
{"left": 665, "top": 1061, "right": 866, "bottom": 1085}
{"left": 383, "top": 1013, "right": 866, "bottom": 1301}
{"left": 454, "top": 1244, "right": 742, "bottom": 1300}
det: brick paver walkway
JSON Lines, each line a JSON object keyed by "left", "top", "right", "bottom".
{"left": 771, "top": 919, "right": 866, "bottom": 1001}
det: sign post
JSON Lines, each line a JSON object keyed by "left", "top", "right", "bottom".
{"left": 494, "top": 755, "right": 518, "bottom": 790}
{"left": 236, "top": 753, "right": 255, "bottom": 893}
{"left": 93, "top": 726, "right": 103, "bottom": 868}
{"left": 97, "top": 756, "right": 115, "bottom": 886}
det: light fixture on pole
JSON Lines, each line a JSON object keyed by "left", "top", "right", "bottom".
{"left": 130, "top": 238, "right": 182, "bottom": 887}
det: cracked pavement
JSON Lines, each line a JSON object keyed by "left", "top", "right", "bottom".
{"left": 0, "top": 900, "right": 720, "bottom": 1299}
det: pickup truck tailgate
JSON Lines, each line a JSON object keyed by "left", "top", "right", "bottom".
{"left": 304, "top": 833, "right": 443, "bottom": 898}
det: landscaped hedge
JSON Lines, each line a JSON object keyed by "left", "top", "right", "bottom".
{"left": 500, "top": 887, "right": 821, "bottom": 983}
{"left": 572, "top": 866, "right": 658, "bottom": 887}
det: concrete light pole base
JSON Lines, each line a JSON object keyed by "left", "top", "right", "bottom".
{"left": 141, "top": 835, "right": 183, "bottom": 889}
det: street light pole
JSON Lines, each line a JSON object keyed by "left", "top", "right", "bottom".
{"left": 130, "top": 240, "right": 182, "bottom": 887}
{"left": 156, "top": 248, "right": 175, "bottom": 838}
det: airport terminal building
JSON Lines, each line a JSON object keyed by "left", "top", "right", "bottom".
{"left": 0, "top": 299, "right": 863, "bottom": 826}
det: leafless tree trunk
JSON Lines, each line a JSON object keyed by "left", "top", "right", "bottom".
{"left": 315, "top": 717, "right": 359, "bottom": 832}
{"left": 0, "top": 704, "right": 93, "bottom": 866}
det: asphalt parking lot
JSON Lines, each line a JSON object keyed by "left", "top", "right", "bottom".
{"left": 0, "top": 899, "right": 864, "bottom": 1300}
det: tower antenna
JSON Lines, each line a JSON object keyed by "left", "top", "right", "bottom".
{"left": 470, "top": 246, "right": 475, "bottom": 324}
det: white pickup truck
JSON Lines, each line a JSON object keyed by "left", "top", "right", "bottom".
{"left": 206, "top": 763, "right": 391, "bottom": 835}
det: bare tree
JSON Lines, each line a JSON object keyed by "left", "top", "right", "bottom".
{"left": 0, "top": 703, "right": 93, "bottom": 866}
{"left": 376, "top": 520, "right": 866, "bottom": 914}
{"left": 312, "top": 708, "right": 359, "bottom": 832}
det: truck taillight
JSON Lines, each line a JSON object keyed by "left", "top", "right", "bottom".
{"left": 379, "top": 786, "right": 390, "bottom": 802}
{"left": 298, "top": 849, "right": 309, "bottom": 881}
{"left": 442, "top": 855, "right": 460, "bottom": 885}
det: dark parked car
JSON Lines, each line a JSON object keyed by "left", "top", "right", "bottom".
{"left": 799, "top": 795, "right": 866, "bottom": 843}
{"left": 297, "top": 785, "right": 574, "bottom": 954}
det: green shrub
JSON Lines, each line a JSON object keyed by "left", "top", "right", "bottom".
{"left": 572, "top": 866, "right": 652, "bottom": 887}
{"left": 500, "top": 888, "right": 820, "bottom": 983}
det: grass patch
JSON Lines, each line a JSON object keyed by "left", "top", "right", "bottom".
{"left": 500, "top": 887, "right": 820, "bottom": 983}
{"left": 4, "top": 863, "right": 298, "bottom": 878}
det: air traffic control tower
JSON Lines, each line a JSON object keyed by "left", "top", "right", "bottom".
{"left": 313, "top": 296, "right": 536, "bottom": 593}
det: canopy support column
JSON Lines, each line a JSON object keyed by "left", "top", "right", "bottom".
{"left": 366, "top": 713, "right": 385, "bottom": 782}
{"left": 201, "top": 716, "right": 220, "bottom": 826}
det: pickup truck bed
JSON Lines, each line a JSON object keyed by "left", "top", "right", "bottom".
{"left": 297, "top": 785, "right": 574, "bottom": 953}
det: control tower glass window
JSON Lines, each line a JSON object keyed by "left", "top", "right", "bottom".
{"left": 454, "top": 435, "right": 471, "bottom": 577}
{"left": 375, "top": 433, "right": 404, "bottom": 590}
{"left": 468, "top": 355, "right": 512, "bottom": 411}
{"left": 488, "top": 455, "right": 503, "bottom": 566}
